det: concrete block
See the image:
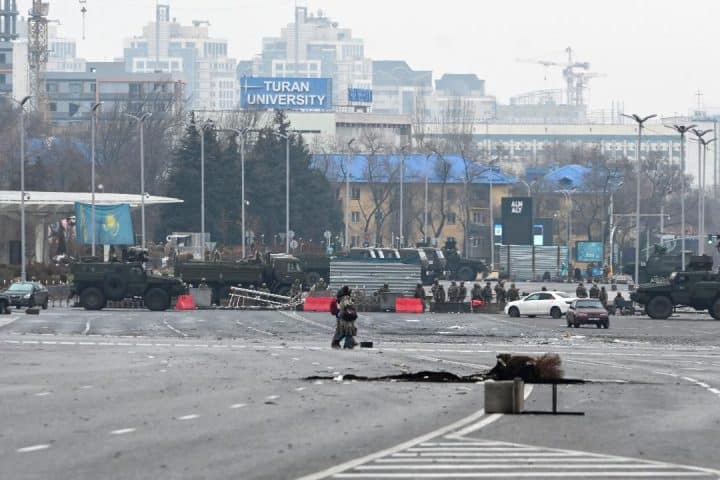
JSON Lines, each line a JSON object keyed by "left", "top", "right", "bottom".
{"left": 190, "top": 287, "right": 212, "bottom": 308}
{"left": 484, "top": 378, "right": 524, "bottom": 414}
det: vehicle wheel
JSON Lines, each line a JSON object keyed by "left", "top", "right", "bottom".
{"left": 709, "top": 298, "right": 720, "bottom": 320}
{"left": 104, "top": 273, "right": 128, "bottom": 301}
{"left": 646, "top": 296, "right": 673, "bottom": 319}
{"left": 80, "top": 287, "right": 106, "bottom": 311}
{"left": 550, "top": 307, "right": 562, "bottom": 319}
{"left": 528, "top": 315, "right": 536, "bottom": 318}
{"left": 0, "top": 300, "right": 8, "bottom": 314}
{"left": 144, "top": 288, "right": 170, "bottom": 311}
{"left": 457, "top": 266, "right": 476, "bottom": 282}
{"left": 27, "top": 296, "right": 35, "bottom": 308}
{"left": 42, "top": 300, "right": 48, "bottom": 310}
{"left": 305, "top": 271, "right": 321, "bottom": 287}
{"left": 508, "top": 306, "right": 520, "bottom": 318}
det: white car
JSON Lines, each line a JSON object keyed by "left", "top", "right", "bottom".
{"left": 504, "top": 291, "right": 575, "bottom": 319}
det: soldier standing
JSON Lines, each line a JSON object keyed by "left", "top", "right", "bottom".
{"left": 576, "top": 282, "right": 588, "bottom": 298}
{"left": 495, "top": 282, "right": 507, "bottom": 304}
{"left": 447, "top": 281, "right": 459, "bottom": 303}
{"left": 599, "top": 286, "right": 609, "bottom": 309}
{"left": 434, "top": 283, "right": 446, "bottom": 303}
{"left": 589, "top": 283, "right": 600, "bottom": 299}
{"left": 316, "top": 277, "right": 328, "bottom": 292}
{"left": 482, "top": 282, "right": 493, "bottom": 303}
{"left": 458, "top": 282, "right": 468, "bottom": 303}
{"left": 471, "top": 283, "right": 483, "bottom": 301}
{"left": 507, "top": 283, "right": 520, "bottom": 302}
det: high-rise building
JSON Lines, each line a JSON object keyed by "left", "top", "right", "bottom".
{"left": 123, "top": 4, "right": 237, "bottom": 110}
{"left": 0, "top": 0, "right": 18, "bottom": 96}
{"left": 372, "top": 61, "right": 432, "bottom": 116}
{"left": 46, "top": 26, "right": 86, "bottom": 73}
{"left": 242, "top": 6, "right": 372, "bottom": 108}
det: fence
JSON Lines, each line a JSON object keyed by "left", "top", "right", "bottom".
{"left": 498, "top": 245, "right": 569, "bottom": 281}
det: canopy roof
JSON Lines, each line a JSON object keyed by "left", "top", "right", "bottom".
{"left": 0, "top": 191, "right": 183, "bottom": 215}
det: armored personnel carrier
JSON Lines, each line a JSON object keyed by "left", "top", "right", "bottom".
{"left": 630, "top": 255, "right": 720, "bottom": 319}
{"left": 71, "top": 249, "right": 186, "bottom": 311}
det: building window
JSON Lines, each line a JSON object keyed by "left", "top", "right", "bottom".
{"left": 46, "top": 83, "right": 58, "bottom": 93}
{"left": 69, "top": 83, "right": 82, "bottom": 94}
{"left": 447, "top": 212, "right": 457, "bottom": 225}
{"left": 351, "top": 187, "right": 360, "bottom": 200}
{"left": 351, "top": 211, "right": 360, "bottom": 223}
{"left": 472, "top": 211, "right": 485, "bottom": 225}
{"left": 447, "top": 189, "right": 456, "bottom": 201}
{"left": 49, "top": 102, "right": 57, "bottom": 112}
{"left": 351, "top": 235, "right": 360, "bottom": 247}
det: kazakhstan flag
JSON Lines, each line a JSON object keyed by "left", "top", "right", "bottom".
{"left": 75, "top": 202, "right": 134, "bottom": 245}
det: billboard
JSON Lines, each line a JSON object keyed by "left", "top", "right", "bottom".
{"left": 348, "top": 88, "right": 373, "bottom": 103}
{"left": 240, "top": 77, "right": 332, "bottom": 110}
{"left": 75, "top": 203, "right": 134, "bottom": 245}
{"left": 501, "top": 197, "right": 533, "bottom": 245}
{"left": 576, "top": 241, "right": 604, "bottom": 262}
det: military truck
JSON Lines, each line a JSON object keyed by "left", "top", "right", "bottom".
{"left": 630, "top": 255, "right": 719, "bottom": 319}
{"left": 442, "top": 239, "right": 488, "bottom": 281}
{"left": 295, "top": 253, "right": 330, "bottom": 287}
{"left": 623, "top": 251, "right": 686, "bottom": 284}
{"left": 418, "top": 246, "right": 447, "bottom": 282}
{"left": 71, "top": 260, "right": 187, "bottom": 311}
{"left": 174, "top": 253, "right": 303, "bottom": 302}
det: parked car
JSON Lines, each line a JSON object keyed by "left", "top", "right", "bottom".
{"left": 504, "top": 291, "right": 575, "bottom": 319}
{"left": 566, "top": 298, "right": 610, "bottom": 329}
{"left": 2, "top": 282, "right": 49, "bottom": 309}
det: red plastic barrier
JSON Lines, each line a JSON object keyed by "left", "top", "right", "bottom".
{"left": 175, "top": 294, "right": 197, "bottom": 310}
{"left": 471, "top": 299, "right": 485, "bottom": 307}
{"left": 304, "top": 296, "right": 334, "bottom": 312}
{"left": 395, "top": 297, "right": 424, "bottom": 313}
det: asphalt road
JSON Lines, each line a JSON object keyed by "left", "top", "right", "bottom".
{"left": 1, "top": 305, "right": 719, "bottom": 479}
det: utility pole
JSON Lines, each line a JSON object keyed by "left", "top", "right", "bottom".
{"left": 399, "top": 145, "right": 410, "bottom": 248}
{"left": 345, "top": 138, "right": 355, "bottom": 250}
{"left": 622, "top": 113, "right": 656, "bottom": 285}
{"left": 18, "top": 96, "right": 32, "bottom": 281}
{"left": 691, "top": 128, "right": 712, "bottom": 255}
{"left": 125, "top": 112, "right": 152, "bottom": 248}
{"left": 90, "top": 102, "right": 102, "bottom": 257}
{"left": 668, "top": 124, "right": 697, "bottom": 270}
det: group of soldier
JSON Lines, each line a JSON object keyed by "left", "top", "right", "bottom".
{"left": 575, "top": 281, "right": 609, "bottom": 307}
{"left": 430, "top": 279, "right": 520, "bottom": 304}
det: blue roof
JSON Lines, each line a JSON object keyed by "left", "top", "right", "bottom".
{"left": 543, "top": 164, "right": 591, "bottom": 190}
{"left": 312, "top": 153, "right": 518, "bottom": 185}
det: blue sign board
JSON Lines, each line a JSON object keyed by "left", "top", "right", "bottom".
{"left": 576, "top": 241, "right": 604, "bottom": 262}
{"left": 348, "top": 88, "right": 373, "bottom": 103}
{"left": 240, "top": 77, "right": 332, "bottom": 110}
{"left": 75, "top": 202, "right": 134, "bottom": 245}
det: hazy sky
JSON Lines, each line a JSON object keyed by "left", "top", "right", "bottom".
{"left": 18, "top": 0, "right": 720, "bottom": 116}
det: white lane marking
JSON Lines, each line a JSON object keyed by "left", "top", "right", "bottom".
{"left": 162, "top": 320, "right": 188, "bottom": 338}
{"left": 266, "top": 395, "right": 280, "bottom": 401}
{"left": 82, "top": 320, "right": 90, "bottom": 335}
{"left": 682, "top": 375, "right": 720, "bottom": 399}
{"left": 110, "top": 428, "right": 136, "bottom": 435}
{"left": 17, "top": 444, "right": 51, "bottom": 453}
{"left": 34, "top": 392, "right": 51, "bottom": 397}
{"left": 0, "top": 317, "right": 19, "bottom": 328}
{"left": 279, "top": 310, "right": 334, "bottom": 331}
{"left": 445, "top": 387, "right": 533, "bottom": 440}
{"left": 177, "top": 414, "right": 199, "bottom": 421}
{"left": 236, "top": 321, "right": 276, "bottom": 336}
{"left": 229, "top": 403, "right": 246, "bottom": 409}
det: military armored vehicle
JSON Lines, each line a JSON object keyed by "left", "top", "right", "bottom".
{"left": 71, "top": 259, "right": 187, "bottom": 311}
{"left": 174, "top": 253, "right": 303, "bottom": 302}
{"left": 442, "top": 239, "right": 488, "bottom": 281}
{"left": 623, "top": 251, "right": 686, "bottom": 284}
{"left": 630, "top": 255, "right": 719, "bottom": 319}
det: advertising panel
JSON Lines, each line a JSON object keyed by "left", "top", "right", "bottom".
{"left": 501, "top": 197, "right": 533, "bottom": 245}
{"left": 240, "top": 77, "right": 332, "bottom": 110}
{"left": 576, "top": 241, "right": 604, "bottom": 262}
{"left": 348, "top": 88, "right": 373, "bottom": 103}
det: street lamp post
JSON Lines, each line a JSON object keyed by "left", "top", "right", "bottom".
{"left": 488, "top": 162, "right": 496, "bottom": 271}
{"left": 622, "top": 113, "right": 656, "bottom": 285}
{"left": 125, "top": 112, "right": 152, "bottom": 248}
{"left": 561, "top": 190, "right": 573, "bottom": 278}
{"left": 667, "top": 124, "right": 697, "bottom": 270}
{"left": 220, "top": 128, "right": 253, "bottom": 258}
{"left": 17, "top": 95, "right": 32, "bottom": 281}
{"left": 90, "top": 102, "right": 102, "bottom": 257}
{"left": 691, "top": 128, "right": 712, "bottom": 255}
{"left": 424, "top": 149, "right": 438, "bottom": 245}
{"left": 399, "top": 144, "right": 410, "bottom": 248}
{"left": 273, "top": 131, "right": 292, "bottom": 253}
{"left": 345, "top": 138, "right": 355, "bottom": 250}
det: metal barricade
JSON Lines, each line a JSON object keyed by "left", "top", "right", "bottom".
{"left": 226, "top": 287, "right": 303, "bottom": 310}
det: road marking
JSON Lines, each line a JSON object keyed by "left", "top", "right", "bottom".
{"left": 17, "top": 444, "right": 51, "bottom": 453}
{"left": 34, "top": 392, "right": 51, "bottom": 397}
{"left": 110, "top": 428, "right": 136, "bottom": 435}
{"left": 177, "top": 414, "right": 199, "bottom": 421}
{"left": 682, "top": 375, "right": 720, "bottom": 399}
{"left": 280, "top": 310, "right": 334, "bottom": 331}
{"left": 162, "top": 320, "right": 188, "bottom": 338}
{"left": 229, "top": 403, "right": 246, "bottom": 409}
{"left": 82, "top": 320, "right": 90, "bottom": 335}
{"left": 0, "top": 317, "right": 19, "bottom": 328}
{"left": 236, "top": 321, "right": 276, "bottom": 336}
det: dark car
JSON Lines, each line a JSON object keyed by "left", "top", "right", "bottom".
{"left": 566, "top": 298, "right": 609, "bottom": 329}
{"left": 3, "top": 282, "right": 49, "bottom": 309}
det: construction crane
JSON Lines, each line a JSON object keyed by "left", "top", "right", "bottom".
{"left": 28, "top": 0, "right": 49, "bottom": 115}
{"left": 516, "top": 47, "right": 602, "bottom": 106}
